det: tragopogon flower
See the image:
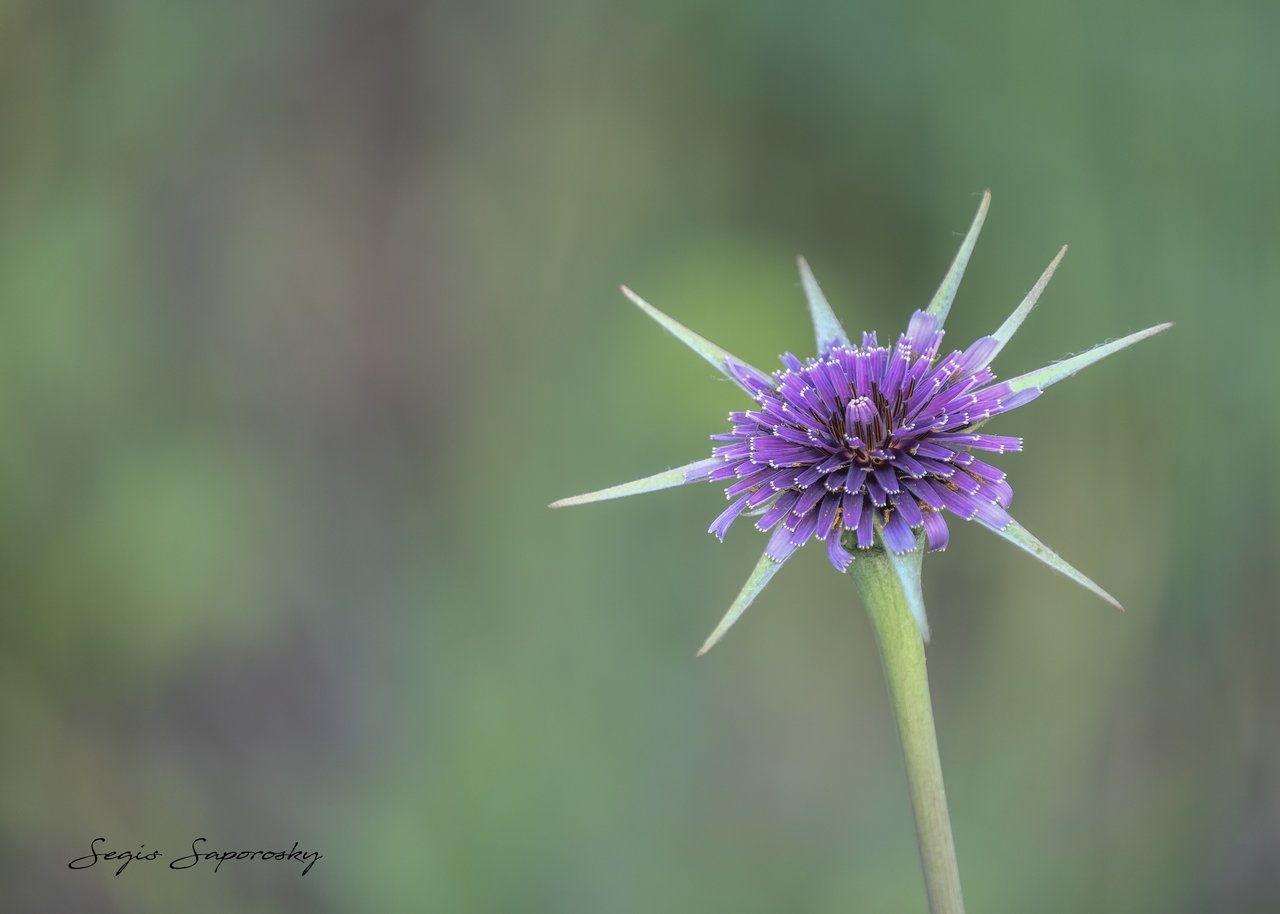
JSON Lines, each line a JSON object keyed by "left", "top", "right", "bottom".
{"left": 552, "top": 192, "right": 1170, "bottom": 652}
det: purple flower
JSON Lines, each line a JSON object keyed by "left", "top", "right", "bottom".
{"left": 552, "top": 192, "right": 1170, "bottom": 651}
{"left": 701, "top": 312, "right": 1027, "bottom": 571}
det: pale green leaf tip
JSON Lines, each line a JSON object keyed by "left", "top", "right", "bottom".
{"left": 926, "top": 189, "right": 992, "bottom": 325}
{"left": 881, "top": 526, "right": 931, "bottom": 640}
{"left": 618, "top": 283, "right": 766, "bottom": 392}
{"left": 695, "top": 552, "right": 783, "bottom": 656}
{"left": 1007, "top": 321, "right": 1174, "bottom": 394}
{"left": 991, "top": 244, "right": 1069, "bottom": 352}
{"left": 992, "top": 518, "right": 1124, "bottom": 611}
{"left": 797, "top": 255, "right": 851, "bottom": 350}
{"left": 887, "top": 546, "right": 931, "bottom": 642}
{"left": 549, "top": 459, "right": 718, "bottom": 511}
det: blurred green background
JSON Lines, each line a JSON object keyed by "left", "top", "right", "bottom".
{"left": 3, "top": 1, "right": 1277, "bottom": 911}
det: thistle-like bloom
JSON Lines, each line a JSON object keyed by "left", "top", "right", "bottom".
{"left": 552, "top": 192, "right": 1170, "bottom": 652}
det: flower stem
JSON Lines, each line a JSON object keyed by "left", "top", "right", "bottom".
{"left": 850, "top": 548, "right": 965, "bottom": 914}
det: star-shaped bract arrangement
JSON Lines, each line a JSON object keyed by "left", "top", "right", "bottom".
{"left": 552, "top": 192, "right": 1170, "bottom": 653}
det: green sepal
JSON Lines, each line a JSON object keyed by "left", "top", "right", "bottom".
{"left": 978, "top": 516, "right": 1122, "bottom": 610}
{"left": 620, "top": 285, "right": 767, "bottom": 394}
{"left": 847, "top": 527, "right": 931, "bottom": 642}
{"left": 549, "top": 458, "right": 720, "bottom": 509}
{"left": 797, "top": 256, "right": 851, "bottom": 351}
{"left": 1005, "top": 323, "right": 1173, "bottom": 395}
{"left": 926, "top": 190, "right": 991, "bottom": 329}
{"left": 989, "top": 245, "right": 1068, "bottom": 361}
{"left": 696, "top": 549, "right": 784, "bottom": 656}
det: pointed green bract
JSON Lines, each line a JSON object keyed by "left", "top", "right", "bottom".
{"left": 883, "top": 541, "right": 931, "bottom": 642}
{"left": 549, "top": 458, "right": 721, "bottom": 509}
{"left": 989, "top": 245, "right": 1068, "bottom": 361}
{"left": 926, "top": 190, "right": 991, "bottom": 328}
{"left": 980, "top": 516, "right": 1122, "bottom": 610}
{"left": 620, "top": 285, "right": 765, "bottom": 394}
{"left": 848, "top": 542, "right": 930, "bottom": 644}
{"left": 797, "top": 256, "right": 851, "bottom": 351}
{"left": 696, "top": 550, "right": 783, "bottom": 656}
{"left": 1005, "top": 322, "right": 1173, "bottom": 394}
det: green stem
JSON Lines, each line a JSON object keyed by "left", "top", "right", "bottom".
{"left": 850, "top": 547, "right": 965, "bottom": 914}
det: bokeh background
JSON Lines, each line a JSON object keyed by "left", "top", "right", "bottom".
{"left": 3, "top": 1, "right": 1277, "bottom": 911}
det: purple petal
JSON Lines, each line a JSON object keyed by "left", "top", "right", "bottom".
{"left": 725, "top": 465, "right": 776, "bottom": 496}
{"left": 914, "top": 457, "right": 956, "bottom": 479}
{"left": 767, "top": 467, "right": 801, "bottom": 491}
{"left": 970, "top": 498, "right": 1012, "bottom": 529}
{"left": 872, "top": 464, "right": 901, "bottom": 494}
{"left": 881, "top": 509, "right": 917, "bottom": 554}
{"left": 814, "top": 453, "right": 848, "bottom": 474}
{"left": 712, "top": 442, "right": 752, "bottom": 461}
{"left": 765, "top": 522, "right": 802, "bottom": 562}
{"left": 892, "top": 491, "right": 924, "bottom": 527}
{"left": 865, "top": 472, "right": 888, "bottom": 506}
{"left": 853, "top": 350, "right": 876, "bottom": 395}
{"left": 903, "top": 477, "right": 944, "bottom": 509}
{"left": 846, "top": 396, "right": 876, "bottom": 427}
{"left": 921, "top": 509, "right": 949, "bottom": 551}
{"left": 844, "top": 462, "right": 869, "bottom": 493}
{"left": 913, "top": 442, "right": 955, "bottom": 461}
{"left": 942, "top": 433, "right": 1023, "bottom": 453}
{"left": 752, "top": 441, "right": 818, "bottom": 466}
{"left": 918, "top": 328, "right": 947, "bottom": 362}
{"left": 917, "top": 352, "right": 962, "bottom": 399}
{"left": 709, "top": 493, "right": 753, "bottom": 541}
{"left": 841, "top": 490, "right": 864, "bottom": 529}
{"left": 825, "top": 525, "right": 855, "bottom": 572}
{"left": 755, "top": 490, "right": 800, "bottom": 531}
{"left": 955, "top": 336, "right": 1000, "bottom": 375}
{"left": 756, "top": 396, "right": 791, "bottom": 425}
{"left": 933, "top": 483, "right": 981, "bottom": 518}
{"left": 809, "top": 362, "right": 842, "bottom": 408}
{"left": 773, "top": 426, "right": 819, "bottom": 447}
{"left": 904, "top": 310, "right": 939, "bottom": 350}
{"left": 978, "top": 476, "right": 1014, "bottom": 507}
{"left": 793, "top": 385, "right": 828, "bottom": 417}
{"left": 824, "top": 360, "right": 852, "bottom": 400}
{"left": 726, "top": 359, "right": 775, "bottom": 393}
{"left": 904, "top": 353, "right": 933, "bottom": 391}
{"left": 816, "top": 493, "right": 842, "bottom": 535}
{"left": 882, "top": 338, "right": 912, "bottom": 394}
{"left": 892, "top": 451, "right": 927, "bottom": 477}
{"left": 677, "top": 458, "right": 724, "bottom": 482}
{"left": 990, "top": 386, "right": 1042, "bottom": 416}
{"left": 709, "top": 461, "right": 743, "bottom": 482}
{"left": 794, "top": 464, "right": 827, "bottom": 488}
{"left": 789, "top": 509, "right": 821, "bottom": 546}
{"left": 856, "top": 498, "right": 876, "bottom": 548}
{"left": 964, "top": 457, "right": 1006, "bottom": 482}
{"left": 794, "top": 483, "right": 827, "bottom": 516}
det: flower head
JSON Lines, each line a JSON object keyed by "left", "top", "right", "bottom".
{"left": 552, "top": 192, "right": 1170, "bottom": 652}
{"left": 702, "top": 312, "right": 1030, "bottom": 572}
